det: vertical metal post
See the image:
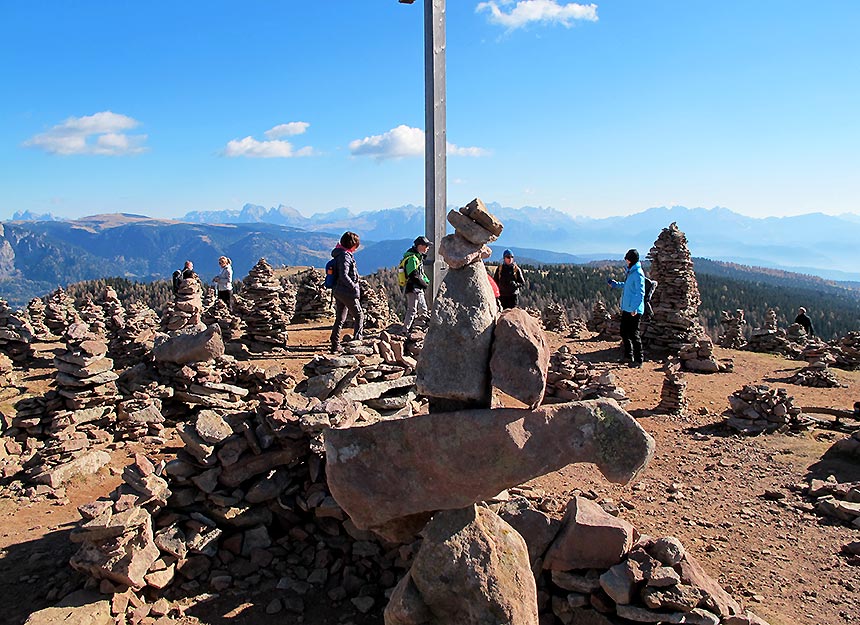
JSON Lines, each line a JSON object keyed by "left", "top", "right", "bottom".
{"left": 424, "top": 0, "right": 446, "bottom": 302}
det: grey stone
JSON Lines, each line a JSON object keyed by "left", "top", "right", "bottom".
{"left": 447, "top": 209, "right": 498, "bottom": 245}
{"left": 490, "top": 308, "right": 550, "bottom": 408}
{"left": 152, "top": 324, "right": 224, "bottom": 364}
{"left": 437, "top": 233, "right": 492, "bottom": 269}
{"left": 460, "top": 197, "right": 503, "bottom": 236}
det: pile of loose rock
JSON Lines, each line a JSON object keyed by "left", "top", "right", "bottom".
{"left": 718, "top": 309, "right": 746, "bottom": 349}
{"left": 44, "top": 286, "right": 78, "bottom": 338}
{"left": 642, "top": 223, "right": 705, "bottom": 353}
{"left": 678, "top": 335, "right": 733, "bottom": 373}
{"left": 26, "top": 296, "right": 50, "bottom": 338}
{"left": 161, "top": 276, "right": 204, "bottom": 333}
{"left": 116, "top": 396, "right": 166, "bottom": 444}
{"left": 656, "top": 358, "right": 688, "bottom": 415}
{"left": 725, "top": 384, "right": 812, "bottom": 434}
{"left": 542, "top": 303, "right": 570, "bottom": 333}
{"left": 202, "top": 299, "right": 245, "bottom": 342}
{"left": 587, "top": 301, "right": 611, "bottom": 333}
{"left": 237, "top": 259, "right": 292, "bottom": 351}
{"left": 788, "top": 361, "right": 845, "bottom": 388}
{"left": 544, "top": 346, "right": 628, "bottom": 404}
{"left": 0, "top": 297, "right": 35, "bottom": 362}
{"left": 291, "top": 268, "right": 334, "bottom": 321}
{"left": 785, "top": 322, "right": 809, "bottom": 345}
{"left": 807, "top": 476, "right": 860, "bottom": 530}
{"left": 0, "top": 352, "right": 17, "bottom": 397}
{"left": 744, "top": 309, "right": 797, "bottom": 356}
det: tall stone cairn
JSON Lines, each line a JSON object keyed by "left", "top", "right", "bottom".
{"left": 586, "top": 301, "right": 610, "bottom": 332}
{"left": 567, "top": 317, "right": 588, "bottom": 340}
{"left": 656, "top": 358, "right": 688, "bottom": 415}
{"left": 54, "top": 322, "right": 120, "bottom": 411}
{"left": 641, "top": 222, "right": 704, "bottom": 352}
{"left": 277, "top": 275, "right": 298, "bottom": 322}
{"left": 78, "top": 296, "right": 107, "bottom": 339}
{"left": 0, "top": 298, "right": 35, "bottom": 362}
{"left": 542, "top": 303, "right": 570, "bottom": 334}
{"left": 161, "top": 276, "right": 204, "bottom": 333}
{"left": 44, "top": 287, "right": 78, "bottom": 337}
{"left": 834, "top": 331, "right": 860, "bottom": 370}
{"left": 26, "top": 297, "right": 50, "bottom": 338}
{"left": 101, "top": 286, "right": 127, "bottom": 340}
{"left": 291, "top": 268, "right": 334, "bottom": 321}
{"left": 0, "top": 352, "right": 17, "bottom": 395}
{"left": 110, "top": 301, "right": 159, "bottom": 368}
{"left": 239, "top": 258, "right": 290, "bottom": 349}
{"left": 718, "top": 309, "right": 746, "bottom": 349}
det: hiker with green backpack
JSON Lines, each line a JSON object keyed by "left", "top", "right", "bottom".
{"left": 398, "top": 236, "right": 432, "bottom": 333}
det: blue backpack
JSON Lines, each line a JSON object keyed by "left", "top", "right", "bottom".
{"left": 324, "top": 258, "right": 337, "bottom": 289}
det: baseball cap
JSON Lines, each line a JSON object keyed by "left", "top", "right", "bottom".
{"left": 414, "top": 236, "right": 432, "bottom": 246}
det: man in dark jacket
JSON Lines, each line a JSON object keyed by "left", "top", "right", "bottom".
{"left": 794, "top": 307, "right": 815, "bottom": 337}
{"left": 329, "top": 231, "right": 364, "bottom": 353}
{"left": 401, "top": 236, "right": 431, "bottom": 332}
{"left": 493, "top": 249, "right": 525, "bottom": 309}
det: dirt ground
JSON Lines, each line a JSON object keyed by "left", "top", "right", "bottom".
{"left": 1, "top": 321, "right": 859, "bottom": 625}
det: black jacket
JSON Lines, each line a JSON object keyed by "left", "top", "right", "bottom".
{"left": 331, "top": 246, "right": 360, "bottom": 299}
{"left": 494, "top": 262, "right": 525, "bottom": 297}
{"left": 403, "top": 247, "right": 429, "bottom": 294}
{"left": 794, "top": 313, "right": 815, "bottom": 337}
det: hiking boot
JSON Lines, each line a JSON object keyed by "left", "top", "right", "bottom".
{"left": 330, "top": 344, "right": 342, "bottom": 354}
{"left": 630, "top": 360, "right": 643, "bottom": 368}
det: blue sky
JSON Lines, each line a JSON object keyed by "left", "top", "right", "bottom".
{"left": 2, "top": 1, "right": 859, "bottom": 221}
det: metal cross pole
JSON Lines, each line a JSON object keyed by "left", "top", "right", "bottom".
{"left": 401, "top": 0, "right": 447, "bottom": 303}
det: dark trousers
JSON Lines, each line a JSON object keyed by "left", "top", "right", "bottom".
{"left": 217, "top": 289, "right": 232, "bottom": 309}
{"left": 620, "top": 311, "right": 642, "bottom": 363}
{"left": 499, "top": 294, "right": 518, "bottom": 310}
{"left": 331, "top": 292, "right": 364, "bottom": 348}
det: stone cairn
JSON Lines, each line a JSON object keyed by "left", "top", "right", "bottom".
{"left": 26, "top": 296, "right": 50, "bottom": 338}
{"left": 718, "top": 309, "right": 746, "bottom": 349}
{"left": 567, "top": 317, "right": 588, "bottom": 340}
{"left": 100, "top": 286, "right": 127, "bottom": 340}
{"left": 641, "top": 223, "right": 704, "bottom": 353}
{"left": 277, "top": 275, "right": 298, "bottom": 322}
{"left": 202, "top": 299, "right": 245, "bottom": 342}
{"left": 744, "top": 309, "right": 794, "bottom": 355}
{"left": 544, "top": 345, "right": 627, "bottom": 404}
{"left": 237, "top": 258, "right": 291, "bottom": 351}
{"left": 785, "top": 322, "right": 809, "bottom": 345}
{"left": 16, "top": 322, "right": 120, "bottom": 490}
{"left": 161, "top": 276, "right": 204, "bottom": 334}
{"left": 587, "top": 300, "right": 619, "bottom": 341}
{"left": 0, "top": 297, "right": 35, "bottom": 362}
{"left": 116, "top": 396, "right": 166, "bottom": 444}
{"left": 788, "top": 351, "right": 845, "bottom": 388}
{"left": 291, "top": 268, "right": 334, "bottom": 321}
{"left": 834, "top": 331, "right": 860, "bottom": 370}
{"left": 358, "top": 279, "right": 396, "bottom": 330}
{"left": 656, "top": 357, "right": 688, "bottom": 415}
{"left": 725, "top": 384, "right": 812, "bottom": 434}
{"left": 79, "top": 295, "right": 108, "bottom": 338}
{"left": 44, "top": 286, "right": 78, "bottom": 338}
{"left": 110, "top": 301, "right": 159, "bottom": 369}
{"left": 542, "top": 303, "right": 570, "bottom": 334}
{"left": 678, "top": 335, "right": 733, "bottom": 373}
{"left": 0, "top": 352, "right": 17, "bottom": 398}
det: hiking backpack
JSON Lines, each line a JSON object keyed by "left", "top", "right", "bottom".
{"left": 643, "top": 277, "right": 658, "bottom": 319}
{"left": 323, "top": 258, "right": 338, "bottom": 289}
{"left": 171, "top": 270, "right": 182, "bottom": 294}
{"left": 397, "top": 256, "right": 409, "bottom": 288}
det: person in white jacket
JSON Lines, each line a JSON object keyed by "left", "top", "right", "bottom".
{"left": 212, "top": 256, "right": 233, "bottom": 308}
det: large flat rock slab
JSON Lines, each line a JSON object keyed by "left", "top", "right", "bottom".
{"left": 326, "top": 399, "right": 654, "bottom": 532}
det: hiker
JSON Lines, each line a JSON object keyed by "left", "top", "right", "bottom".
{"left": 794, "top": 306, "right": 815, "bottom": 337}
{"left": 330, "top": 231, "right": 364, "bottom": 353}
{"left": 401, "top": 236, "right": 431, "bottom": 333}
{"left": 212, "top": 256, "right": 233, "bottom": 308}
{"left": 608, "top": 248, "right": 646, "bottom": 367}
{"left": 181, "top": 260, "right": 196, "bottom": 280}
{"left": 493, "top": 249, "right": 525, "bottom": 309}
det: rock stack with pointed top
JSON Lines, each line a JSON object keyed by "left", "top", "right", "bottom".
{"left": 641, "top": 223, "right": 705, "bottom": 353}
{"left": 0, "top": 298, "right": 34, "bottom": 362}
{"left": 834, "top": 331, "right": 860, "bottom": 370}
{"left": 544, "top": 345, "right": 627, "bottom": 403}
{"left": 110, "top": 301, "right": 159, "bottom": 369}
{"left": 542, "top": 303, "right": 570, "bottom": 334}
{"left": 291, "top": 268, "right": 334, "bottom": 321}
{"left": 44, "top": 287, "right": 77, "bottom": 337}
{"left": 656, "top": 357, "right": 688, "bottom": 415}
{"left": 745, "top": 310, "right": 796, "bottom": 355}
{"left": 54, "top": 322, "right": 120, "bottom": 412}
{"left": 567, "top": 317, "right": 588, "bottom": 340}
{"left": 587, "top": 301, "right": 610, "bottom": 333}
{"left": 276, "top": 275, "right": 298, "bottom": 322}
{"left": 237, "top": 258, "right": 291, "bottom": 350}
{"left": 26, "top": 297, "right": 50, "bottom": 338}
{"left": 162, "top": 276, "right": 204, "bottom": 333}
{"left": 358, "top": 279, "right": 396, "bottom": 329}
{"left": 100, "top": 286, "right": 126, "bottom": 339}
{"left": 718, "top": 309, "right": 746, "bottom": 349}
{"left": 79, "top": 296, "right": 107, "bottom": 338}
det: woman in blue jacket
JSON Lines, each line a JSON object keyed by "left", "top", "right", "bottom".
{"left": 608, "top": 249, "right": 646, "bottom": 367}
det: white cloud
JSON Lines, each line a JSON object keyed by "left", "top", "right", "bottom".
{"left": 23, "top": 111, "right": 148, "bottom": 155}
{"left": 264, "top": 122, "right": 310, "bottom": 139}
{"left": 350, "top": 125, "right": 488, "bottom": 161}
{"left": 222, "top": 136, "right": 314, "bottom": 158}
{"left": 476, "top": 0, "right": 598, "bottom": 30}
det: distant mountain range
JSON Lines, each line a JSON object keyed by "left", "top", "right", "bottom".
{"left": 2, "top": 204, "right": 859, "bottom": 307}
{"left": 173, "top": 202, "right": 860, "bottom": 281}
